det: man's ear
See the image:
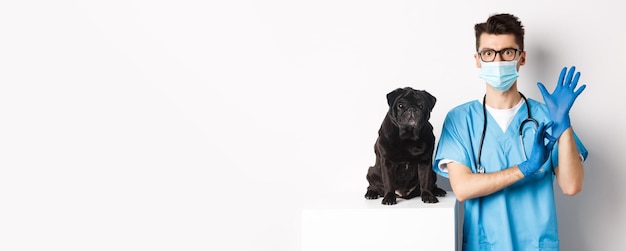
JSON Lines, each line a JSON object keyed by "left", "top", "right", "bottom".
{"left": 474, "top": 53, "right": 482, "bottom": 68}
{"left": 386, "top": 88, "right": 405, "bottom": 107}
{"left": 519, "top": 51, "right": 526, "bottom": 66}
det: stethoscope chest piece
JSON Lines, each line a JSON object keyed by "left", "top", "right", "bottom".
{"left": 477, "top": 165, "right": 485, "bottom": 174}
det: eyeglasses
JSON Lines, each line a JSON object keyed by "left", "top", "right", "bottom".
{"left": 477, "top": 48, "right": 522, "bottom": 62}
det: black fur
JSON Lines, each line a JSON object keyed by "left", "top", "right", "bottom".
{"left": 365, "top": 87, "right": 447, "bottom": 205}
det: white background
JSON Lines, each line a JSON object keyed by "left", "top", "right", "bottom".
{"left": 1, "top": 1, "right": 624, "bottom": 250}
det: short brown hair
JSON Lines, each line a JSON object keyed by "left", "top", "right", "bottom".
{"left": 474, "top": 13, "right": 525, "bottom": 51}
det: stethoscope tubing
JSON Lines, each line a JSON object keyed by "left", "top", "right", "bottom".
{"left": 477, "top": 92, "right": 538, "bottom": 173}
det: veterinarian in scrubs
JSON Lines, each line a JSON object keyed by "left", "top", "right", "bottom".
{"left": 433, "top": 13, "right": 588, "bottom": 251}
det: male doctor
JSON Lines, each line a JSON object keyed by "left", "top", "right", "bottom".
{"left": 433, "top": 13, "right": 588, "bottom": 250}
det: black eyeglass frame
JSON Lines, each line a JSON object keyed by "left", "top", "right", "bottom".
{"left": 477, "top": 48, "right": 523, "bottom": 62}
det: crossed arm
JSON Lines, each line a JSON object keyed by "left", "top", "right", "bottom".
{"left": 447, "top": 127, "right": 584, "bottom": 202}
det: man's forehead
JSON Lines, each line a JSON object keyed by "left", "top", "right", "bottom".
{"left": 478, "top": 33, "right": 518, "bottom": 50}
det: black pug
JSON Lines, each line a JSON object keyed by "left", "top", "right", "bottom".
{"left": 365, "top": 87, "right": 446, "bottom": 205}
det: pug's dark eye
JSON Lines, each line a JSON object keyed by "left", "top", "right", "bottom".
{"left": 398, "top": 104, "right": 404, "bottom": 109}
{"left": 418, "top": 105, "right": 424, "bottom": 109}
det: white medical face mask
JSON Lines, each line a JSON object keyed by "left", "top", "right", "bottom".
{"left": 479, "top": 60, "right": 519, "bottom": 92}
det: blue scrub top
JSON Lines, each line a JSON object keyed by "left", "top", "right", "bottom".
{"left": 433, "top": 98, "right": 588, "bottom": 251}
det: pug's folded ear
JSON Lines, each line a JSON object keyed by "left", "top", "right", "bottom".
{"left": 423, "top": 91, "right": 436, "bottom": 111}
{"left": 387, "top": 87, "right": 406, "bottom": 107}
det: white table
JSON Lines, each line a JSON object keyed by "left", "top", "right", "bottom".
{"left": 301, "top": 191, "right": 460, "bottom": 251}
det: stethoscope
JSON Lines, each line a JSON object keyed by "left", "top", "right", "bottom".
{"left": 476, "top": 92, "right": 538, "bottom": 174}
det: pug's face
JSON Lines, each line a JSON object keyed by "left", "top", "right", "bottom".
{"left": 387, "top": 87, "right": 436, "bottom": 130}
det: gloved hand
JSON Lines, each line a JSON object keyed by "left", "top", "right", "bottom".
{"left": 537, "top": 66, "right": 587, "bottom": 139}
{"left": 518, "top": 122, "right": 557, "bottom": 177}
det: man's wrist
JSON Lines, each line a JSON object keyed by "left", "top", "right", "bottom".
{"left": 551, "top": 118, "right": 571, "bottom": 138}
{"left": 518, "top": 161, "right": 538, "bottom": 177}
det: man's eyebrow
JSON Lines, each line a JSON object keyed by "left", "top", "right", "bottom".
{"left": 478, "top": 47, "right": 519, "bottom": 52}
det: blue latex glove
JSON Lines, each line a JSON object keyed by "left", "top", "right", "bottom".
{"left": 518, "top": 122, "right": 557, "bottom": 177}
{"left": 537, "top": 66, "right": 587, "bottom": 139}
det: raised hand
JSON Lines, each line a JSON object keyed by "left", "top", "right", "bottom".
{"left": 537, "top": 66, "right": 587, "bottom": 139}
